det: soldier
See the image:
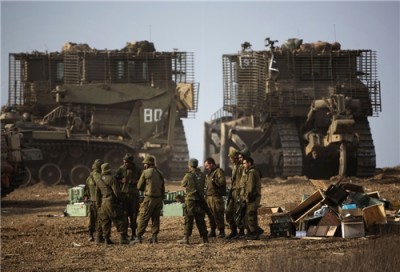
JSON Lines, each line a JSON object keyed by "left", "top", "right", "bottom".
{"left": 234, "top": 148, "right": 251, "bottom": 238}
{"left": 177, "top": 158, "right": 209, "bottom": 244}
{"left": 225, "top": 149, "right": 244, "bottom": 240}
{"left": 115, "top": 153, "right": 141, "bottom": 240}
{"left": 83, "top": 159, "right": 104, "bottom": 243}
{"left": 131, "top": 156, "right": 165, "bottom": 244}
{"left": 96, "top": 163, "right": 129, "bottom": 245}
{"left": 204, "top": 157, "right": 226, "bottom": 238}
{"left": 240, "top": 157, "right": 264, "bottom": 240}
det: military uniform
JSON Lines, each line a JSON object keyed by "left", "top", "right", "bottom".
{"left": 225, "top": 155, "right": 245, "bottom": 238}
{"left": 132, "top": 156, "right": 165, "bottom": 244}
{"left": 83, "top": 159, "right": 103, "bottom": 242}
{"left": 115, "top": 154, "right": 141, "bottom": 240}
{"left": 96, "top": 163, "right": 129, "bottom": 244}
{"left": 239, "top": 165, "right": 262, "bottom": 239}
{"left": 205, "top": 165, "right": 226, "bottom": 237}
{"left": 178, "top": 159, "right": 208, "bottom": 244}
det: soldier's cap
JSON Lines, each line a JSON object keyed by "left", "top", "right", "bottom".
{"left": 142, "top": 156, "right": 155, "bottom": 165}
{"left": 123, "top": 153, "right": 134, "bottom": 163}
{"left": 101, "top": 163, "right": 112, "bottom": 174}
{"left": 228, "top": 148, "right": 238, "bottom": 158}
{"left": 188, "top": 158, "right": 198, "bottom": 168}
{"left": 239, "top": 147, "right": 251, "bottom": 158}
{"left": 92, "top": 159, "right": 103, "bottom": 169}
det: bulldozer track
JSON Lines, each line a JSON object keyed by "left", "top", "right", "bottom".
{"left": 276, "top": 119, "right": 303, "bottom": 177}
{"left": 354, "top": 118, "right": 376, "bottom": 177}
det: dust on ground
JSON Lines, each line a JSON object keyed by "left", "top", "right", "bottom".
{"left": 1, "top": 167, "right": 400, "bottom": 271}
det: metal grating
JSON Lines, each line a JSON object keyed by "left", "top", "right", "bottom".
{"left": 8, "top": 54, "right": 23, "bottom": 108}
{"left": 7, "top": 50, "right": 198, "bottom": 119}
{"left": 220, "top": 48, "right": 381, "bottom": 120}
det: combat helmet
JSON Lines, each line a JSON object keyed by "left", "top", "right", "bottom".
{"left": 188, "top": 158, "right": 198, "bottom": 168}
{"left": 101, "top": 163, "right": 112, "bottom": 174}
{"left": 228, "top": 148, "right": 238, "bottom": 158}
{"left": 142, "top": 156, "right": 155, "bottom": 165}
{"left": 92, "top": 159, "right": 104, "bottom": 170}
{"left": 239, "top": 147, "right": 251, "bottom": 158}
{"left": 123, "top": 153, "right": 134, "bottom": 163}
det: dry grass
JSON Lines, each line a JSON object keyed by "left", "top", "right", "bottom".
{"left": 245, "top": 235, "right": 400, "bottom": 272}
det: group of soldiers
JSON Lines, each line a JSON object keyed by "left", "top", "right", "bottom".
{"left": 83, "top": 148, "right": 263, "bottom": 245}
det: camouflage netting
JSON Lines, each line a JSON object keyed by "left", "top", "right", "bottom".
{"left": 122, "top": 40, "right": 156, "bottom": 53}
{"left": 62, "top": 42, "right": 92, "bottom": 52}
{"left": 280, "top": 38, "right": 341, "bottom": 52}
{"left": 61, "top": 40, "right": 156, "bottom": 53}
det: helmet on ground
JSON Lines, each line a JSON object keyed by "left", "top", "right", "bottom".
{"left": 188, "top": 158, "right": 198, "bottom": 168}
{"left": 101, "top": 163, "right": 112, "bottom": 174}
{"left": 142, "top": 156, "right": 155, "bottom": 165}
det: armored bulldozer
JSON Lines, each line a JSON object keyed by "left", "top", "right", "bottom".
{"left": 4, "top": 41, "right": 199, "bottom": 186}
{"left": 204, "top": 38, "right": 381, "bottom": 179}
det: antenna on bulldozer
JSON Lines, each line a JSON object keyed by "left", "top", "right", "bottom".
{"left": 265, "top": 37, "right": 278, "bottom": 49}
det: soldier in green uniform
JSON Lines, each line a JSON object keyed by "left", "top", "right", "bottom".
{"left": 131, "top": 156, "right": 165, "bottom": 244}
{"left": 225, "top": 149, "right": 245, "bottom": 239}
{"left": 115, "top": 153, "right": 141, "bottom": 240}
{"left": 96, "top": 163, "right": 129, "bottom": 245}
{"left": 204, "top": 157, "right": 226, "bottom": 238}
{"left": 177, "top": 158, "right": 209, "bottom": 244}
{"left": 234, "top": 149, "right": 251, "bottom": 238}
{"left": 240, "top": 157, "right": 264, "bottom": 240}
{"left": 83, "top": 159, "right": 104, "bottom": 243}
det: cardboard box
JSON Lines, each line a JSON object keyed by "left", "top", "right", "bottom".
{"left": 363, "top": 204, "right": 387, "bottom": 227}
{"left": 289, "top": 190, "right": 325, "bottom": 223}
{"left": 341, "top": 220, "right": 365, "bottom": 238}
{"left": 271, "top": 212, "right": 292, "bottom": 223}
{"left": 270, "top": 222, "right": 296, "bottom": 238}
{"left": 325, "top": 185, "right": 349, "bottom": 205}
{"left": 66, "top": 203, "right": 88, "bottom": 217}
{"left": 339, "top": 206, "right": 363, "bottom": 218}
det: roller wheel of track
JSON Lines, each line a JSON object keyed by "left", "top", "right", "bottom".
{"left": 39, "top": 163, "right": 63, "bottom": 185}
{"left": 70, "top": 164, "right": 91, "bottom": 186}
{"left": 19, "top": 166, "right": 33, "bottom": 187}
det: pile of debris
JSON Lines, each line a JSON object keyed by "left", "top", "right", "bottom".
{"left": 264, "top": 178, "right": 400, "bottom": 239}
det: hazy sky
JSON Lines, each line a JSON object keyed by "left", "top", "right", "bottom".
{"left": 1, "top": 0, "right": 399, "bottom": 168}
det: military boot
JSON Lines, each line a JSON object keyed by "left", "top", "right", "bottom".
{"left": 225, "top": 228, "right": 238, "bottom": 240}
{"left": 217, "top": 229, "right": 225, "bottom": 238}
{"left": 150, "top": 234, "right": 158, "bottom": 244}
{"left": 177, "top": 235, "right": 189, "bottom": 245}
{"left": 105, "top": 237, "right": 114, "bottom": 245}
{"left": 88, "top": 232, "right": 94, "bottom": 242}
{"left": 130, "top": 236, "right": 142, "bottom": 245}
{"left": 208, "top": 229, "right": 216, "bottom": 238}
{"left": 130, "top": 229, "right": 137, "bottom": 241}
{"left": 95, "top": 236, "right": 105, "bottom": 244}
{"left": 120, "top": 233, "right": 129, "bottom": 245}
{"left": 233, "top": 228, "right": 245, "bottom": 240}
{"left": 202, "top": 235, "right": 209, "bottom": 244}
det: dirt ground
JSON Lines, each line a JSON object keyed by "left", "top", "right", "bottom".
{"left": 1, "top": 167, "right": 400, "bottom": 272}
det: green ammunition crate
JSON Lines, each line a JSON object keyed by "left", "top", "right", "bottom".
{"left": 68, "top": 186, "right": 85, "bottom": 204}
{"left": 162, "top": 202, "right": 185, "bottom": 217}
{"left": 66, "top": 203, "right": 88, "bottom": 217}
